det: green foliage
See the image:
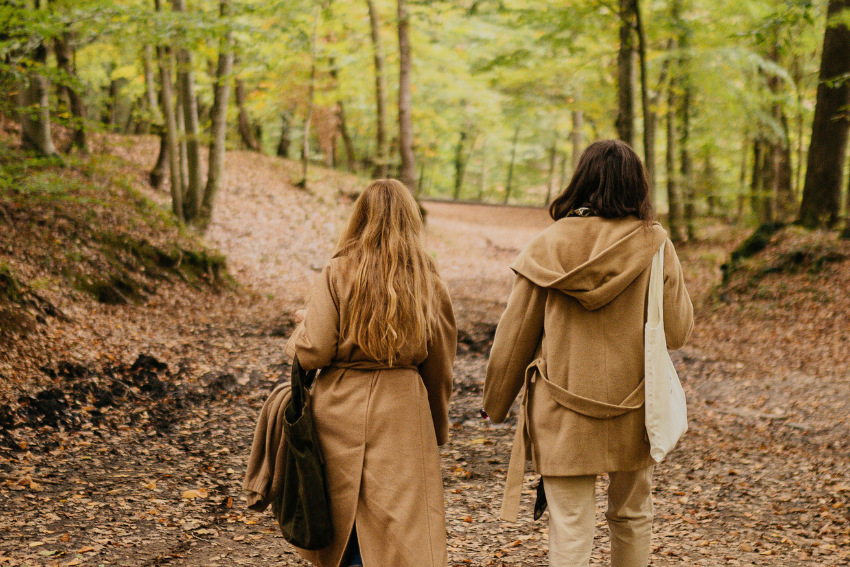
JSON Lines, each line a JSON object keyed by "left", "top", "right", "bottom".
{"left": 0, "top": 0, "right": 833, "bottom": 212}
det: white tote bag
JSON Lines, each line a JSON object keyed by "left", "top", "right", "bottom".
{"left": 644, "top": 243, "right": 688, "bottom": 462}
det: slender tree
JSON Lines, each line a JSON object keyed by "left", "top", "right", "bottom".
{"left": 634, "top": 0, "right": 654, "bottom": 201}
{"left": 672, "top": 0, "right": 695, "bottom": 239}
{"left": 799, "top": 0, "right": 850, "bottom": 228}
{"left": 750, "top": 139, "right": 765, "bottom": 220}
{"left": 54, "top": 30, "right": 87, "bottom": 152}
{"left": 200, "top": 0, "right": 233, "bottom": 225}
{"left": 666, "top": 56, "right": 685, "bottom": 243}
{"left": 504, "top": 126, "right": 520, "bottom": 204}
{"left": 298, "top": 5, "right": 320, "bottom": 189}
{"left": 329, "top": 61, "right": 356, "bottom": 171}
{"left": 397, "top": 0, "right": 416, "bottom": 190}
{"left": 616, "top": 0, "right": 636, "bottom": 146}
{"left": 19, "top": 0, "right": 56, "bottom": 156}
{"left": 150, "top": 124, "right": 168, "bottom": 189}
{"left": 366, "top": 0, "right": 389, "bottom": 178}
{"left": 544, "top": 132, "right": 558, "bottom": 205}
{"left": 452, "top": 126, "right": 474, "bottom": 200}
{"left": 141, "top": 44, "right": 159, "bottom": 133}
{"left": 277, "top": 112, "right": 291, "bottom": 158}
{"left": 337, "top": 102, "right": 356, "bottom": 171}
{"left": 477, "top": 136, "right": 488, "bottom": 202}
{"left": 154, "top": 0, "right": 183, "bottom": 222}
{"left": 233, "top": 54, "right": 259, "bottom": 151}
{"left": 171, "top": 0, "right": 202, "bottom": 220}
{"left": 571, "top": 109, "right": 583, "bottom": 169}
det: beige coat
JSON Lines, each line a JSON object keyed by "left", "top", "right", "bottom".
{"left": 484, "top": 217, "right": 693, "bottom": 498}
{"left": 285, "top": 255, "right": 457, "bottom": 567}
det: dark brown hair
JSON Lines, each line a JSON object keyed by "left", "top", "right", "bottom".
{"left": 549, "top": 139, "right": 654, "bottom": 222}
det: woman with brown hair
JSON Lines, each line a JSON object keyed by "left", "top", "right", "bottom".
{"left": 483, "top": 140, "right": 694, "bottom": 566}
{"left": 285, "top": 179, "right": 456, "bottom": 567}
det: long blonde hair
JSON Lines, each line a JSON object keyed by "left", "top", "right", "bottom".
{"left": 335, "top": 179, "right": 438, "bottom": 365}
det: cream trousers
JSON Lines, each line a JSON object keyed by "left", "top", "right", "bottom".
{"left": 543, "top": 466, "right": 654, "bottom": 567}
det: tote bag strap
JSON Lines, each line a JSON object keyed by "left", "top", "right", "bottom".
{"left": 290, "top": 355, "right": 317, "bottom": 419}
{"left": 648, "top": 243, "right": 665, "bottom": 327}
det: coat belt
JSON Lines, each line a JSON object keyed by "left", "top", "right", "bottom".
{"left": 499, "top": 358, "right": 645, "bottom": 522}
{"left": 327, "top": 361, "right": 418, "bottom": 372}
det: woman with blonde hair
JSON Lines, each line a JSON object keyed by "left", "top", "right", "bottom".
{"left": 285, "top": 179, "right": 457, "bottom": 567}
{"left": 484, "top": 140, "right": 693, "bottom": 567}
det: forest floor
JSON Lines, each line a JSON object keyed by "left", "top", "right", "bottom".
{"left": 1, "top": 131, "right": 849, "bottom": 567}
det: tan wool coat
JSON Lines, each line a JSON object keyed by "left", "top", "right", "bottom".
{"left": 284, "top": 255, "right": 457, "bottom": 567}
{"left": 484, "top": 217, "right": 694, "bottom": 485}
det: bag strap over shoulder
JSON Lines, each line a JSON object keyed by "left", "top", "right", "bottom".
{"left": 290, "top": 355, "right": 317, "bottom": 419}
{"left": 647, "top": 243, "right": 665, "bottom": 326}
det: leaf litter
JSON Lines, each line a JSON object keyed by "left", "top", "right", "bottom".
{"left": 0, "top": 133, "right": 847, "bottom": 566}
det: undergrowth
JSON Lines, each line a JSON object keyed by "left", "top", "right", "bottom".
{"left": 0, "top": 140, "right": 232, "bottom": 313}
{"left": 719, "top": 224, "right": 849, "bottom": 297}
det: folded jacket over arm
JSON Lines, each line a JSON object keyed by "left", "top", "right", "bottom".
{"left": 243, "top": 382, "right": 292, "bottom": 512}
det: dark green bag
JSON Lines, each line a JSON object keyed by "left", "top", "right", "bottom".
{"left": 271, "top": 356, "right": 334, "bottom": 550}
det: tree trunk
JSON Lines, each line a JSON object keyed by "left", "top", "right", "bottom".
{"left": 477, "top": 137, "right": 488, "bottom": 202}
{"left": 150, "top": 125, "right": 168, "bottom": 189}
{"left": 750, "top": 138, "right": 764, "bottom": 219}
{"left": 679, "top": 82, "right": 695, "bottom": 239}
{"left": 453, "top": 128, "right": 471, "bottom": 200}
{"left": 299, "top": 6, "right": 320, "bottom": 189}
{"left": 397, "top": 0, "right": 416, "bottom": 190}
{"left": 337, "top": 102, "right": 356, "bottom": 171}
{"left": 737, "top": 132, "right": 748, "bottom": 221}
{"left": 666, "top": 70, "right": 685, "bottom": 243}
{"left": 366, "top": 0, "right": 389, "bottom": 178}
{"left": 544, "top": 133, "right": 557, "bottom": 205}
{"left": 19, "top": 5, "right": 57, "bottom": 158}
{"left": 634, "top": 0, "right": 654, "bottom": 202}
{"left": 233, "top": 55, "right": 259, "bottom": 152}
{"left": 54, "top": 31, "right": 87, "bottom": 152}
{"left": 761, "top": 42, "right": 794, "bottom": 222}
{"left": 759, "top": 139, "right": 776, "bottom": 223}
{"left": 504, "top": 126, "right": 519, "bottom": 204}
{"left": 154, "top": 0, "right": 183, "bottom": 221}
{"left": 571, "top": 110, "right": 583, "bottom": 169}
{"left": 328, "top": 61, "right": 356, "bottom": 171}
{"left": 175, "top": 69, "right": 188, "bottom": 198}
{"left": 799, "top": 0, "right": 850, "bottom": 228}
{"left": 616, "top": 0, "right": 636, "bottom": 146}
{"left": 141, "top": 44, "right": 160, "bottom": 133}
{"left": 200, "top": 0, "right": 233, "bottom": 226}
{"left": 559, "top": 149, "right": 569, "bottom": 192}
{"left": 277, "top": 113, "right": 291, "bottom": 158}
{"left": 171, "top": 0, "right": 202, "bottom": 221}
{"left": 107, "top": 78, "right": 120, "bottom": 129}
{"left": 673, "top": 0, "right": 695, "bottom": 240}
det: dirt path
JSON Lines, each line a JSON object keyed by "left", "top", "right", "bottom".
{"left": 1, "top": 141, "right": 848, "bottom": 567}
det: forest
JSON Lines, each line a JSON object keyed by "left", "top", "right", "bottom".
{"left": 2, "top": 0, "right": 849, "bottom": 234}
{"left": 1, "top": 0, "right": 850, "bottom": 566}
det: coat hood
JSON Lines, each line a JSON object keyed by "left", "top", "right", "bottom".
{"left": 511, "top": 216, "right": 667, "bottom": 310}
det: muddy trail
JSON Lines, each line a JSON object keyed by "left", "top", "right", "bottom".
{"left": 1, "top": 138, "right": 849, "bottom": 567}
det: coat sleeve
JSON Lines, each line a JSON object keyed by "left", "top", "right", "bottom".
{"left": 662, "top": 238, "right": 694, "bottom": 350}
{"left": 290, "top": 263, "right": 340, "bottom": 371}
{"left": 417, "top": 279, "right": 457, "bottom": 446}
{"left": 483, "top": 274, "right": 546, "bottom": 423}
